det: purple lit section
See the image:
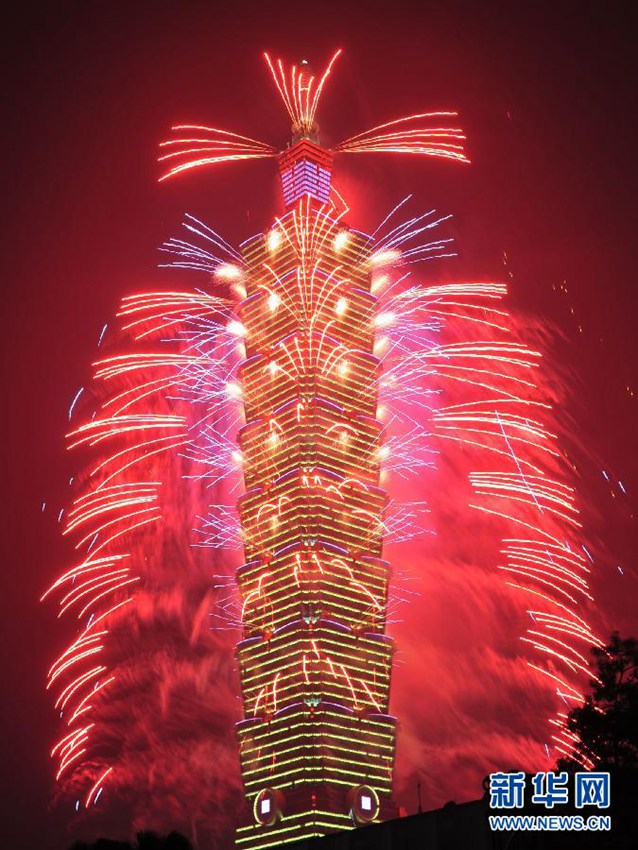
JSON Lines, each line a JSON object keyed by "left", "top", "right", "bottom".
{"left": 281, "top": 159, "right": 332, "bottom": 206}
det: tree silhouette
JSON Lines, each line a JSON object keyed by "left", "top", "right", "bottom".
{"left": 560, "top": 632, "right": 638, "bottom": 770}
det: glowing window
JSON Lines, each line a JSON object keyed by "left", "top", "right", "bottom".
{"left": 260, "top": 797, "right": 271, "bottom": 815}
{"left": 267, "top": 230, "right": 282, "bottom": 251}
{"left": 336, "top": 297, "right": 348, "bottom": 316}
{"left": 334, "top": 230, "right": 349, "bottom": 252}
{"left": 267, "top": 292, "right": 280, "bottom": 311}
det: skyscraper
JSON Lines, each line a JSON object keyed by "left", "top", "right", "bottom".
{"left": 45, "top": 48, "right": 468, "bottom": 844}
{"left": 234, "top": 133, "right": 397, "bottom": 848}
{"left": 168, "top": 52, "right": 468, "bottom": 849}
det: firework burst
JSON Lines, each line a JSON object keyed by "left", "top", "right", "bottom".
{"left": 45, "top": 50, "right": 598, "bottom": 844}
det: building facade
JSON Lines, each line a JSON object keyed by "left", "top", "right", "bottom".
{"left": 234, "top": 136, "right": 396, "bottom": 849}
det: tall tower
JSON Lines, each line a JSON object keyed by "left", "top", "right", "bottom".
{"left": 234, "top": 133, "right": 396, "bottom": 849}
{"left": 46, "top": 47, "right": 597, "bottom": 845}
{"left": 155, "top": 50, "right": 468, "bottom": 848}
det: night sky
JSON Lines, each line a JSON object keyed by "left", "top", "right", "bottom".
{"left": 2, "top": 2, "right": 637, "bottom": 848}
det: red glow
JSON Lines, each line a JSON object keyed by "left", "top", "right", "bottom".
{"left": 44, "top": 48, "right": 600, "bottom": 844}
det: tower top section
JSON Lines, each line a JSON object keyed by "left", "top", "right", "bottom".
{"left": 264, "top": 51, "right": 342, "bottom": 140}
{"left": 278, "top": 139, "right": 333, "bottom": 208}
{"left": 157, "top": 50, "right": 469, "bottom": 185}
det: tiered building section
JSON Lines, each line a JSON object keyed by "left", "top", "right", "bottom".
{"left": 278, "top": 140, "right": 333, "bottom": 207}
{"left": 234, "top": 140, "right": 396, "bottom": 849}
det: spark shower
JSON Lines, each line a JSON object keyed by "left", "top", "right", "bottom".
{"left": 44, "top": 50, "right": 599, "bottom": 847}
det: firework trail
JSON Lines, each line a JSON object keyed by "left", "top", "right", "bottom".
{"left": 45, "top": 50, "right": 598, "bottom": 841}
{"left": 378, "top": 281, "right": 601, "bottom": 807}
{"left": 44, "top": 280, "right": 248, "bottom": 843}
